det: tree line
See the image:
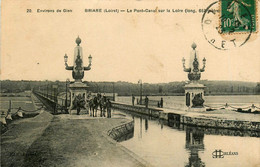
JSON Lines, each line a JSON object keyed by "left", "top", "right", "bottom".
{"left": 1, "top": 80, "right": 259, "bottom": 96}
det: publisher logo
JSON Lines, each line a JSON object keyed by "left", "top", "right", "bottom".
{"left": 212, "top": 149, "right": 224, "bottom": 158}
{"left": 212, "top": 149, "right": 238, "bottom": 158}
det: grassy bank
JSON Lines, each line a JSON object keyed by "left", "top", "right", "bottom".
{"left": 1, "top": 113, "right": 147, "bottom": 167}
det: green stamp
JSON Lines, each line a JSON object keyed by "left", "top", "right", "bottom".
{"left": 220, "top": 0, "right": 257, "bottom": 33}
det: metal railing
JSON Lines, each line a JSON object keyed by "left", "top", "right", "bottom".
{"left": 107, "top": 120, "right": 134, "bottom": 139}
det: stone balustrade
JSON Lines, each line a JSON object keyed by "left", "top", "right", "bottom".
{"left": 111, "top": 102, "right": 162, "bottom": 118}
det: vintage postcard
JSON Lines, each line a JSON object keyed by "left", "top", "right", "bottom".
{"left": 1, "top": 0, "right": 260, "bottom": 167}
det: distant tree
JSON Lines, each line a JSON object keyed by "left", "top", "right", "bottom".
{"left": 158, "top": 86, "right": 163, "bottom": 93}
{"left": 255, "top": 83, "right": 260, "bottom": 94}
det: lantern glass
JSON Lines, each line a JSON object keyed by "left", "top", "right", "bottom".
{"left": 88, "top": 55, "right": 92, "bottom": 64}
{"left": 182, "top": 57, "right": 185, "bottom": 63}
{"left": 64, "top": 54, "right": 68, "bottom": 63}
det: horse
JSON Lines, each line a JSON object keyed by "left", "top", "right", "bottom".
{"left": 88, "top": 94, "right": 107, "bottom": 117}
{"left": 89, "top": 96, "right": 98, "bottom": 117}
{"left": 97, "top": 95, "right": 108, "bottom": 117}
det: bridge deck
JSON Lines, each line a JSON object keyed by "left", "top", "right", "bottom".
{"left": 1, "top": 111, "right": 149, "bottom": 167}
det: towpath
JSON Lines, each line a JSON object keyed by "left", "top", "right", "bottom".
{"left": 1, "top": 111, "right": 149, "bottom": 167}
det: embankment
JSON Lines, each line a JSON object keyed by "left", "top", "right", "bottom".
{"left": 111, "top": 102, "right": 260, "bottom": 132}
{"left": 1, "top": 111, "right": 53, "bottom": 167}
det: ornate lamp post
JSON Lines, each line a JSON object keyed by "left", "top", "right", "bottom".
{"left": 52, "top": 84, "right": 58, "bottom": 114}
{"left": 88, "top": 54, "right": 92, "bottom": 65}
{"left": 65, "top": 78, "right": 70, "bottom": 113}
{"left": 182, "top": 43, "right": 207, "bottom": 112}
{"left": 64, "top": 54, "right": 68, "bottom": 64}
{"left": 201, "top": 58, "right": 206, "bottom": 72}
{"left": 63, "top": 36, "right": 93, "bottom": 114}
{"left": 182, "top": 43, "right": 206, "bottom": 81}
{"left": 46, "top": 84, "right": 49, "bottom": 99}
{"left": 112, "top": 82, "right": 115, "bottom": 101}
{"left": 45, "top": 85, "right": 47, "bottom": 97}
{"left": 138, "top": 79, "right": 143, "bottom": 105}
{"left": 64, "top": 36, "right": 92, "bottom": 82}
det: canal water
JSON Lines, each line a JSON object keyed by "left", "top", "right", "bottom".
{"left": 115, "top": 110, "right": 260, "bottom": 167}
{"left": 118, "top": 95, "right": 260, "bottom": 110}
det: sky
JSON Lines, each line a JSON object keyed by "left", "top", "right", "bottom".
{"left": 1, "top": 0, "right": 260, "bottom": 83}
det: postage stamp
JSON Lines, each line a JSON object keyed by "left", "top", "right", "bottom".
{"left": 201, "top": 0, "right": 258, "bottom": 50}
{"left": 220, "top": 0, "right": 258, "bottom": 34}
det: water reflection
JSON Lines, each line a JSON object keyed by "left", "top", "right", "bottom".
{"left": 137, "top": 118, "right": 149, "bottom": 138}
{"left": 145, "top": 119, "right": 148, "bottom": 131}
{"left": 185, "top": 127, "right": 205, "bottom": 167}
{"left": 117, "top": 110, "right": 259, "bottom": 167}
{"left": 140, "top": 117, "right": 142, "bottom": 138}
{"left": 159, "top": 119, "right": 164, "bottom": 129}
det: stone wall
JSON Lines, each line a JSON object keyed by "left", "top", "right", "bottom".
{"left": 182, "top": 115, "right": 260, "bottom": 131}
{"left": 111, "top": 102, "right": 260, "bottom": 132}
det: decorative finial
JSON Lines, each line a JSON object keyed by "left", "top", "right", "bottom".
{"left": 191, "top": 43, "right": 197, "bottom": 50}
{"left": 76, "top": 36, "right": 81, "bottom": 46}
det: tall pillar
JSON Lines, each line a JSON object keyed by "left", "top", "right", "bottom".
{"left": 184, "top": 83, "right": 206, "bottom": 112}
{"left": 182, "top": 43, "right": 207, "bottom": 112}
{"left": 64, "top": 36, "right": 93, "bottom": 115}
{"left": 69, "top": 82, "right": 88, "bottom": 115}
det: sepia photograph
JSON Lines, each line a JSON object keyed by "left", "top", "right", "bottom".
{"left": 1, "top": 0, "right": 260, "bottom": 166}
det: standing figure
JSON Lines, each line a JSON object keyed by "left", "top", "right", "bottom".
{"left": 102, "top": 96, "right": 107, "bottom": 117}
{"left": 107, "top": 99, "right": 112, "bottom": 118}
{"left": 145, "top": 96, "right": 149, "bottom": 108}
{"left": 71, "top": 94, "right": 86, "bottom": 115}
{"left": 93, "top": 96, "right": 98, "bottom": 117}
{"left": 132, "top": 95, "right": 135, "bottom": 106}
{"left": 88, "top": 97, "right": 93, "bottom": 116}
{"left": 160, "top": 97, "right": 163, "bottom": 108}
{"left": 97, "top": 94, "right": 103, "bottom": 117}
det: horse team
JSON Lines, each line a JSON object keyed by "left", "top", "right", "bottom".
{"left": 87, "top": 93, "right": 112, "bottom": 118}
